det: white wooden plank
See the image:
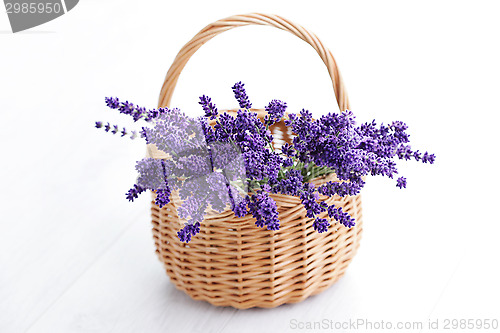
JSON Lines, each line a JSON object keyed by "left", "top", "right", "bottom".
{"left": 1, "top": 1, "right": 500, "bottom": 332}
{"left": 0, "top": 134, "right": 150, "bottom": 332}
{"left": 23, "top": 216, "right": 238, "bottom": 333}
{"left": 23, "top": 194, "right": 475, "bottom": 333}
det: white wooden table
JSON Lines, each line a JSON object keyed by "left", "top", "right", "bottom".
{"left": 1, "top": 1, "right": 499, "bottom": 332}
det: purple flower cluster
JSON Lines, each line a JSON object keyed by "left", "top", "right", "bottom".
{"left": 97, "top": 82, "right": 435, "bottom": 243}
{"left": 284, "top": 108, "right": 435, "bottom": 196}
{"left": 177, "top": 222, "right": 201, "bottom": 243}
{"left": 264, "top": 100, "right": 287, "bottom": 126}
{"left": 328, "top": 206, "right": 355, "bottom": 228}
{"left": 396, "top": 176, "right": 407, "bottom": 189}
{"left": 248, "top": 191, "right": 280, "bottom": 231}
{"left": 232, "top": 81, "right": 252, "bottom": 110}
{"left": 313, "top": 218, "right": 330, "bottom": 233}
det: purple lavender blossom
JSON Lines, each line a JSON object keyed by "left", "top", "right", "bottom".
{"left": 144, "top": 107, "right": 168, "bottom": 122}
{"left": 413, "top": 150, "right": 421, "bottom": 161}
{"left": 300, "top": 183, "right": 326, "bottom": 218}
{"left": 146, "top": 108, "right": 209, "bottom": 157}
{"left": 261, "top": 183, "right": 271, "bottom": 192}
{"left": 119, "top": 101, "right": 134, "bottom": 116}
{"left": 281, "top": 143, "right": 296, "bottom": 157}
{"left": 264, "top": 100, "right": 287, "bottom": 125}
{"left": 282, "top": 158, "right": 293, "bottom": 168}
{"left": 313, "top": 217, "right": 330, "bottom": 233}
{"left": 318, "top": 180, "right": 365, "bottom": 197}
{"left": 140, "top": 127, "right": 148, "bottom": 140}
{"left": 134, "top": 158, "right": 171, "bottom": 190}
{"left": 126, "top": 184, "right": 145, "bottom": 202}
{"left": 177, "top": 193, "right": 208, "bottom": 224}
{"left": 232, "top": 81, "right": 252, "bottom": 109}
{"left": 328, "top": 206, "right": 355, "bottom": 228}
{"left": 248, "top": 191, "right": 280, "bottom": 231}
{"left": 132, "top": 106, "right": 146, "bottom": 122}
{"left": 233, "top": 196, "right": 250, "bottom": 217}
{"left": 155, "top": 188, "right": 171, "bottom": 208}
{"left": 396, "top": 176, "right": 407, "bottom": 189}
{"left": 177, "top": 222, "right": 201, "bottom": 243}
{"left": 198, "top": 117, "right": 216, "bottom": 143}
{"left": 274, "top": 169, "right": 303, "bottom": 196}
{"left": 396, "top": 144, "right": 413, "bottom": 160}
{"left": 105, "top": 97, "right": 120, "bottom": 109}
{"left": 199, "top": 95, "right": 218, "bottom": 120}
{"left": 422, "top": 152, "right": 436, "bottom": 164}
{"left": 96, "top": 123, "right": 137, "bottom": 140}
{"left": 105, "top": 96, "right": 167, "bottom": 123}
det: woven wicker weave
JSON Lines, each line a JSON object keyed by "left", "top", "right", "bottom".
{"left": 149, "top": 13, "right": 363, "bottom": 309}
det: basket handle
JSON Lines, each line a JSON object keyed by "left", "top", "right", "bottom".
{"left": 158, "top": 13, "right": 350, "bottom": 111}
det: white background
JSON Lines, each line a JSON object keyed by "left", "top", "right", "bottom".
{"left": 1, "top": 1, "right": 499, "bottom": 332}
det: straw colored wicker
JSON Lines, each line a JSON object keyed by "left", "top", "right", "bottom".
{"left": 148, "top": 13, "right": 363, "bottom": 309}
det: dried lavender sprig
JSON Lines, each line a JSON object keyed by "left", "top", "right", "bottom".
{"left": 104, "top": 96, "right": 167, "bottom": 122}
{"left": 199, "top": 95, "right": 218, "bottom": 120}
{"left": 396, "top": 144, "right": 435, "bottom": 164}
{"left": 95, "top": 121, "right": 138, "bottom": 140}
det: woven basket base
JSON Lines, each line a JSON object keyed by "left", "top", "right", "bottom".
{"left": 151, "top": 187, "right": 362, "bottom": 309}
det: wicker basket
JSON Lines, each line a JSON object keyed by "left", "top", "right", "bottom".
{"left": 148, "top": 13, "right": 363, "bottom": 309}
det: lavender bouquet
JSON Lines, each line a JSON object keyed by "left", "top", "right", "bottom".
{"left": 96, "top": 82, "right": 435, "bottom": 243}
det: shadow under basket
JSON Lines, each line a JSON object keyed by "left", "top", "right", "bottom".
{"left": 148, "top": 13, "right": 363, "bottom": 309}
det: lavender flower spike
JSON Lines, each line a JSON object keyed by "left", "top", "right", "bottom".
{"left": 95, "top": 121, "right": 138, "bottom": 140}
{"left": 105, "top": 97, "right": 120, "bottom": 109}
{"left": 396, "top": 176, "right": 407, "bottom": 189}
{"left": 177, "top": 222, "right": 201, "bottom": 243}
{"left": 232, "top": 81, "right": 252, "bottom": 109}
{"left": 199, "top": 95, "right": 218, "bottom": 120}
{"left": 313, "top": 218, "right": 330, "bottom": 233}
{"left": 264, "top": 99, "right": 287, "bottom": 126}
